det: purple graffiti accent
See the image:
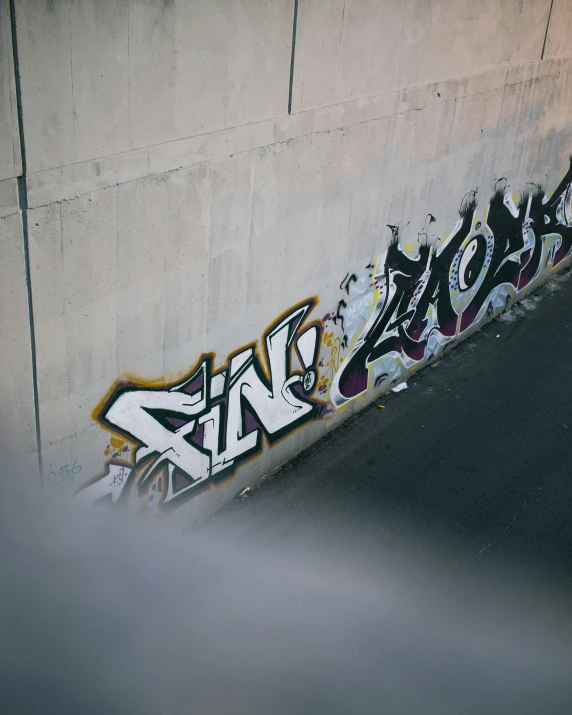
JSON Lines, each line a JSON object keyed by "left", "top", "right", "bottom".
{"left": 174, "top": 470, "right": 193, "bottom": 493}
{"left": 83, "top": 300, "right": 325, "bottom": 513}
{"left": 333, "top": 159, "right": 572, "bottom": 404}
{"left": 182, "top": 373, "right": 204, "bottom": 395}
{"left": 190, "top": 422, "right": 205, "bottom": 448}
{"left": 165, "top": 416, "right": 190, "bottom": 430}
{"left": 338, "top": 366, "right": 368, "bottom": 400}
{"left": 243, "top": 407, "right": 261, "bottom": 436}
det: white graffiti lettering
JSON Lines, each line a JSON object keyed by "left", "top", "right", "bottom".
{"left": 76, "top": 301, "right": 323, "bottom": 512}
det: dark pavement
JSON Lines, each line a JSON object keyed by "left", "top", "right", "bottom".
{"left": 213, "top": 268, "right": 572, "bottom": 593}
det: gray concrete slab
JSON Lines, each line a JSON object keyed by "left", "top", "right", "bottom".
{"left": 292, "top": 0, "right": 552, "bottom": 113}
{"left": 544, "top": 0, "right": 572, "bottom": 60}
{"left": 0, "top": 207, "right": 37, "bottom": 479}
{"left": 0, "top": 0, "right": 21, "bottom": 181}
{"left": 15, "top": 0, "right": 293, "bottom": 171}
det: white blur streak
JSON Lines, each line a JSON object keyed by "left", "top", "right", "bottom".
{"left": 1, "top": 480, "right": 571, "bottom": 715}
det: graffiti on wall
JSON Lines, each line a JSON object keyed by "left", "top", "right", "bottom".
{"left": 77, "top": 160, "right": 572, "bottom": 512}
{"left": 329, "top": 160, "right": 572, "bottom": 407}
{"left": 77, "top": 300, "right": 325, "bottom": 512}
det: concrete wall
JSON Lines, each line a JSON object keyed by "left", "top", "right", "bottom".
{"left": 292, "top": 0, "right": 553, "bottom": 111}
{"left": 0, "top": 0, "right": 36, "bottom": 480}
{"left": 15, "top": 0, "right": 293, "bottom": 171}
{"left": 5, "top": 0, "right": 572, "bottom": 518}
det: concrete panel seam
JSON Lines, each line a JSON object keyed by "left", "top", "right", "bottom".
{"left": 28, "top": 55, "right": 561, "bottom": 177}
{"left": 24, "top": 56, "right": 572, "bottom": 206}
{"left": 0, "top": 206, "right": 19, "bottom": 218}
{"left": 128, "top": 2, "right": 131, "bottom": 150}
{"left": 9, "top": 0, "right": 43, "bottom": 483}
{"left": 542, "top": 0, "right": 555, "bottom": 60}
{"left": 288, "top": 0, "right": 299, "bottom": 115}
{"left": 26, "top": 155, "right": 186, "bottom": 212}
{"left": 6, "top": 6, "right": 19, "bottom": 175}
{"left": 228, "top": 116, "right": 389, "bottom": 163}
{"left": 68, "top": 4, "right": 76, "bottom": 161}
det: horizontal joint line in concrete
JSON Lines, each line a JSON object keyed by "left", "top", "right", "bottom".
{"left": 25, "top": 55, "right": 572, "bottom": 208}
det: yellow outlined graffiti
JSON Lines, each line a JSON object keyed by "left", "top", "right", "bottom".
{"left": 77, "top": 298, "right": 328, "bottom": 514}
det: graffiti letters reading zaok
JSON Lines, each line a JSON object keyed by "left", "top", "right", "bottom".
{"left": 331, "top": 159, "right": 572, "bottom": 407}
{"left": 78, "top": 301, "right": 323, "bottom": 512}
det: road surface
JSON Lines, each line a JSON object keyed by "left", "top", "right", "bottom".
{"left": 214, "top": 268, "right": 572, "bottom": 591}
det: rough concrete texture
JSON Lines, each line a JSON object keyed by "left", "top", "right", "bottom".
{"left": 0, "top": 202, "right": 37, "bottom": 480}
{"left": 544, "top": 0, "right": 572, "bottom": 59}
{"left": 4, "top": 1, "right": 572, "bottom": 520}
{"left": 292, "top": 0, "right": 554, "bottom": 112}
{"left": 0, "top": 0, "right": 34, "bottom": 480}
{"left": 0, "top": 0, "right": 21, "bottom": 181}
{"left": 15, "top": 0, "right": 294, "bottom": 172}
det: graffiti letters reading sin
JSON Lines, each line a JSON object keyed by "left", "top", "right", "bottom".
{"left": 77, "top": 301, "right": 324, "bottom": 512}
{"left": 331, "top": 160, "right": 572, "bottom": 407}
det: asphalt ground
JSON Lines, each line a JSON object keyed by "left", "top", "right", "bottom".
{"left": 214, "top": 268, "right": 572, "bottom": 592}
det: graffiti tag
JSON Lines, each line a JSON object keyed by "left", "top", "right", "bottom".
{"left": 331, "top": 161, "right": 572, "bottom": 406}
{"left": 77, "top": 301, "right": 323, "bottom": 511}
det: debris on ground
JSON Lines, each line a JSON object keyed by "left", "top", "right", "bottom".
{"left": 391, "top": 382, "right": 408, "bottom": 393}
{"left": 238, "top": 487, "right": 252, "bottom": 499}
{"left": 377, "top": 405, "right": 385, "bottom": 409}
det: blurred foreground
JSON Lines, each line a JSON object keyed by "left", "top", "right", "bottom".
{"left": 1, "top": 481, "right": 571, "bottom": 715}
{"left": 3, "top": 272, "right": 572, "bottom": 714}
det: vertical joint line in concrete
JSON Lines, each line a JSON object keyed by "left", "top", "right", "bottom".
{"left": 9, "top": 0, "right": 44, "bottom": 485}
{"left": 288, "top": 0, "right": 299, "bottom": 115}
{"left": 541, "top": 0, "right": 554, "bottom": 60}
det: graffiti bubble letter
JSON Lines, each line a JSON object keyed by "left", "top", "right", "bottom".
{"left": 78, "top": 299, "right": 323, "bottom": 512}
